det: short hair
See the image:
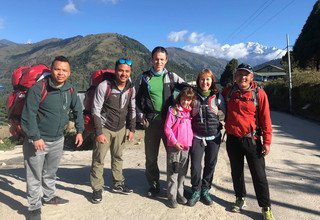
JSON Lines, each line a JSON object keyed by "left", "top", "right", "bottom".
{"left": 115, "top": 58, "right": 133, "bottom": 70}
{"left": 196, "top": 68, "right": 219, "bottom": 94}
{"left": 51, "top": 56, "right": 70, "bottom": 68}
{"left": 151, "top": 46, "right": 168, "bottom": 59}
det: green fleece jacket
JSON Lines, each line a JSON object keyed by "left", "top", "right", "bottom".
{"left": 21, "top": 77, "right": 84, "bottom": 142}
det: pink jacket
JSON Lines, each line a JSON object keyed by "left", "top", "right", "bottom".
{"left": 164, "top": 106, "right": 193, "bottom": 149}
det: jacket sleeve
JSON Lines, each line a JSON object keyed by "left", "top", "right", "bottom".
{"left": 92, "top": 81, "right": 108, "bottom": 136}
{"left": 126, "top": 87, "right": 136, "bottom": 132}
{"left": 21, "top": 84, "right": 42, "bottom": 141}
{"left": 258, "top": 89, "right": 272, "bottom": 146}
{"left": 70, "top": 90, "right": 84, "bottom": 134}
{"left": 164, "top": 107, "right": 177, "bottom": 147}
{"left": 135, "top": 75, "right": 145, "bottom": 122}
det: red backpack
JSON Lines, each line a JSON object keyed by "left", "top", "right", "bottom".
{"left": 83, "top": 69, "right": 115, "bottom": 132}
{"left": 6, "top": 64, "right": 51, "bottom": 138}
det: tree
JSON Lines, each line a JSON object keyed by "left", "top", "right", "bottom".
{"left": 220, "top": 58, "right": 238, "bottom": 87}
{"left": 293, "top": 0, "right": 320, "bottom": 71}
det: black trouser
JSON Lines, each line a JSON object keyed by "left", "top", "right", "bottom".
{"left": 226, "top": 134, "right": 271, "bottom": 208}
{"left": 189, "top": 135, "right": 221, "bottom": 192}
{"left": 144, "top": 119, "right": 167, "bottom": 189}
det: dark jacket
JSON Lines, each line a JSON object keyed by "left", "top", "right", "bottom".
{"left": 191, "top": 92, "right": 221, "bottom": 137}
{"left": 135, "top": 69, "right": 184, "bottom": 122}
{"left": 92, "top": 76, "right": 136, "bottom": 136}
{"left": 21, "top": 77, "right": 84, "bottom": 142}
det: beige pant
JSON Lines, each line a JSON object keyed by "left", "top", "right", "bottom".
{"left": 90, "top": 127, "right": 126, "bottom": 191}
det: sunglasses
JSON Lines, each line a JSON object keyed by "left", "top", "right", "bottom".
{"left": 117, "top": 58, "right": 132, "bottom": 66}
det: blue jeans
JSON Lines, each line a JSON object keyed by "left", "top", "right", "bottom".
{"left": 23, "top": 137, "right": 64, "bottom": 211}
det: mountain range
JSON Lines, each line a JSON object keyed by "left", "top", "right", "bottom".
{"left": 0, "top": 33, "right": 283, "bottom": 90}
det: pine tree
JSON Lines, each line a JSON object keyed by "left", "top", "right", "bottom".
{"left": 220, "top": 58, "right": 238, "bottom": 87}
{"left": 293, "top": 0, "right": 320, "bottom": 71}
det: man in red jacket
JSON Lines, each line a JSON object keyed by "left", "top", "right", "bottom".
{"left": 222, "top": 63, "right": 274, "bottom": 220}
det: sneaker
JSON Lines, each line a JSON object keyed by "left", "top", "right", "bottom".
{"left": 231, "top": 197, "right": 247, "bottom": 213}
{"left": 147, "top": 186, "right": 160, "bottom": 197}
{"left": 168, "top": 199, "right": 178, "bottom": 208}
{"left": 43, "top": 196, "right": 69, "bottom": 205}
{"left": 27, "top": 208, "right": 41, "bottom": 220}
{"left": 112, "top": 184, "right": 133, "bottom": 195}
{"left": 91, "top": 189, "right": 102, "bottom": 204}
{"left": 201, "top": 188, "right": 213, "bottom": 206}
{"left": 262, "top": 207, "right": 275, "bottom": 220}
{"left": 188, "top": 190, "right": 201, "bottom": 207}
{"left": 177, "top": 196, "right": 188, "bottom": 205}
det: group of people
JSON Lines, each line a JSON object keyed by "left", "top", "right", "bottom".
{"left": 21, "top": 47, "right": 274, "bottom": 220}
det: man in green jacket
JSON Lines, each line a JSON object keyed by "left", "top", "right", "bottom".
{"left": 21, "top": 56, "right": 84, "bottom": 220}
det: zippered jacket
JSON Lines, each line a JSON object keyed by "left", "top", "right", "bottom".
{"left": 222, "top": 82, "right": 272, "bottom": 145}
{"left": 135, "top": 69, "right": 184, "bottom": 122}
{"left": 164, "top": 106, "right": 193, "bottom": 149}
{"left": 92, "top": 76, "right": 136, "bottom": 136}
{"left": 191, "top": 92, "right": 223, "bottom": 137}
{"left": 21, "top": 77, "right": 84, "bottom": 142}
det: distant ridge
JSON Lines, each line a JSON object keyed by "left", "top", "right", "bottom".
{"left": 0, "top": 33, "right": 227, "bottom": 91}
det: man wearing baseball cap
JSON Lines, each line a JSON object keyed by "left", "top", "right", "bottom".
{"left": 222, "top": 63, "right": 274, "bottom": 220}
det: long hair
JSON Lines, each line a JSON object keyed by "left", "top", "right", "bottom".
{"left": 196, "top": 68, "right": 219, "bottom": 94}
{"left": 173, "top": 87, "right": 196, "bottom": 108}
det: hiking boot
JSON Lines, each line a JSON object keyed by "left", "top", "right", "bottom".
{"left": 168, "top": 199, "right": 178, "bottom": 208}
{"left": 91, "top": 189, "right": 102, "bottom": 204}
{"left": 177, "top": 196, "right": 188, "bottom": 205}
{"left": 262, "top": 207, "right": 275, "bottom": 220}
{"left": 201, "top": 188, "right": 213, "bottom": 206}
{"left": 188, "top": 190, "right": 201, "bottom": 207}
{"left": 112, "top": 184, "right": 133, "bottom": 195}
{"left": 231, "top": 197, "right": 247, "bottom": 213}
{"left": 43, "top": 196, "right": 69, "bottom": 205}
{"left": 27, "top": 208, "right": 41, "bottom": 220}
{"left": 147, "top": 186, "right": 160, "bottom": 197}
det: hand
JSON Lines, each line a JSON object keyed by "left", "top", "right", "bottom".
{"left": 74, "top": 133, "right": 83, "bottom": 148}
{"left": 174, "top": 143, "right": 184, "bottom": 150}
{"left": 261, "top": 144, "right": 271, "bottom": 156}
{"left": 96, "top": 134, "right": 108, "bottom": 144}
{"left": 33, "top": 139, "right": 45, "bottom": 151}
{"left": 127, "top": 131, "right": 134, "bottom": 142}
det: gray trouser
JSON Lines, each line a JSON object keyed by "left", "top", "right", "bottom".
{"left": 23, "top": 137, "right": 64, "bottom": 211}
{"left": 166, "top": 147, "right": 189, "bottom": 200}
{"left": 90, "top": 127, "right": 126, "bottom": 191}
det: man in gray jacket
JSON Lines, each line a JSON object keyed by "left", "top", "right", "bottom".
{"left": 90, "top": 58, "right": 136, "bottom": 204}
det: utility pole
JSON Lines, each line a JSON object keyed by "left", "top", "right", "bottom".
{"left": 286, "top": 34, "right": 292, "bottom": 114}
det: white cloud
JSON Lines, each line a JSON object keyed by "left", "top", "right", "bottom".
{"left": 63, "top": 0, "right": 78, "bottom": 14}
{"left": 26, "top": 40, "right": 32, "bottom": 44}
{"left": 0, "top": 18, "right": 5, "bottom": 29}
{"left": 168, "top": 30, "right": 188, "bottom": 42}
{"left": 169, "top": 31, "right": 286, "bottom": 63}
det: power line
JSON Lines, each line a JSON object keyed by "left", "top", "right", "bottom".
{"left": 243, "top": 0, "right": 296, "bottom": 41}
{"left": 222, "top": 0, "right": 275, "bottom": 44}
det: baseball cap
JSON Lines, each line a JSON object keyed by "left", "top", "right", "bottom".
{"left": 236, "top": 63, "right": 254, "bottom": 74}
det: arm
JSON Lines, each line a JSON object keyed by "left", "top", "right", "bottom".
{"left": 21, "top": 84, "right": 45, "bottom": 150}
{"left": 92, "top": 81, "right": 108, "bottom": 143}
{"left": 70, "top": 90, "right": 84, "bottom": 147}
{"left": 126, "top": 87, "right": 136, "bottom": 141}
{"left": 258, "top": 89, "right": 272, "bottom": 155}
{"left": 164, "top": 107, "right": 178, "bottom": 147}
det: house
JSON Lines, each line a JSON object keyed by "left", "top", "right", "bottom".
{"left": 254, "top": 65, "right": 286, "bottom": 82}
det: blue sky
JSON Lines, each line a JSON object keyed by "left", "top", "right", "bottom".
{"left": 0, "top": 0, "right": 316, "bottom": 61}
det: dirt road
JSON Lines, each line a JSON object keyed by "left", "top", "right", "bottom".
{"left": 0, "top": 111, "right": 319, "bottom": 220}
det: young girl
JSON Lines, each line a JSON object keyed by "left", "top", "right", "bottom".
{"left": 164, "top": 87, "right": 196, "bottom": 208}
{"left": 188, "top": 69, "right": 225, "bottom": 207}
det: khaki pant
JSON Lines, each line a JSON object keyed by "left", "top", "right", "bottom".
{"left": 90, "top": 127, "right": 126, "bottom": 191}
